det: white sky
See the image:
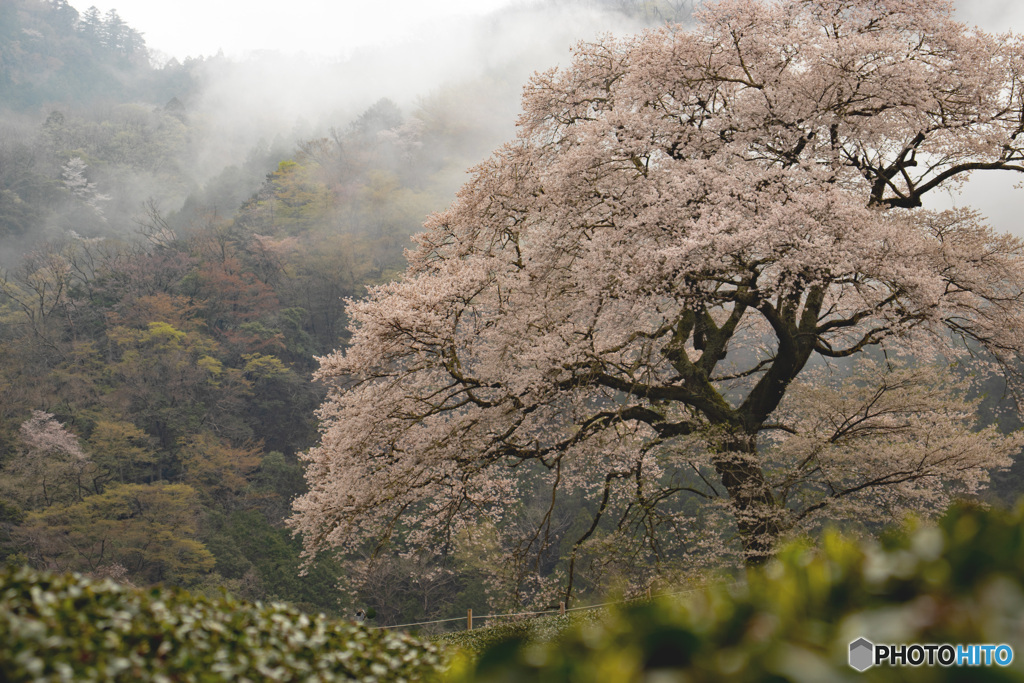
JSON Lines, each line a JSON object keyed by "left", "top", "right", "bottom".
{"left": 937, "top": 2, "right": 1024, "bottom": 235}
{"left": 956, "top": 1, "right": 1024, "bottom": 32}
{"left": 66, "top": 0, "right": 1024, "bottom": 61}
{"left": 70, "top": 0, "right": 525, "bottom": 60}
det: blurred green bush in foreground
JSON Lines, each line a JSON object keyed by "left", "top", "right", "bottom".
{"left": 0, "top": 565, "right": 439, "bottom": 682}
{"left": 447, "top": 502, "right": 1024, "bottom": 682}
{"left": 4, "top": 501, "right": 1024, "bottom": 682}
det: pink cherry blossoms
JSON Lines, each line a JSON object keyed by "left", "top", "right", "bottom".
{"left": 291, "top": 0, "right": 1024, "bottom": 607}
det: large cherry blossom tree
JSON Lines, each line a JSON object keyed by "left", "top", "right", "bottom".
{"left": 291, "top": 0, "right": 1024, "bottom": 605}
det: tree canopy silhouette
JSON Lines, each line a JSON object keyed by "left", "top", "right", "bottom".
{"left": 291, "top": 0, "right": 1024, "bottom": 605}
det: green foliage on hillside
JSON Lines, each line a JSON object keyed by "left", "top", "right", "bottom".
{"left": 445, "top": 502, "right": 1024, "bottom": 682}
{"left": 0, "top": 565, "right": 441, "bottom": 682}
{"left": 0, "top": 88, "right": 515, "bottom": 618}
{"left": 0, "top": 228, "right": 347, "bottom": 611}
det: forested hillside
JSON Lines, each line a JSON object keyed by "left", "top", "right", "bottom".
{"left": 2, "top": 0, "right": 1023, "bottom": 635}
{"left": 0, "top": 88, "right": 512, "bottom": 618}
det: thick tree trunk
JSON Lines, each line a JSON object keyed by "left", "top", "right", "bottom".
{"left": 712, "top": 434, "right": 783, "bottom": 564}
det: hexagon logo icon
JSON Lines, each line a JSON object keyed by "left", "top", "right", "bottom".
{"left": 849, "top": 638, "right": 874, "bottom": 672}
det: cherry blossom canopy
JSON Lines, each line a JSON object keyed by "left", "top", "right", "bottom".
{"left": 291, "top": 0, "right": 1024, "bottom": 603}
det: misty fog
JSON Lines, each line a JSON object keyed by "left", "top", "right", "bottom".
{"left": 13, "top": 0, "right": 1020, "bottom": 242}
{"left": 176, "top": 2, "right": 665, "bottom": 214}
{"left": 0, "top": 1, "right": 697, "bottom": 261}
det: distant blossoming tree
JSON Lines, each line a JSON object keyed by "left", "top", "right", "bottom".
{"left": 291, "top": 0, "right": 1024, "bottom": 605}
{"left": 2, "top": 411, "right": 97, "bottom": 510}
{"left": 61, "top": 157, "right": 109, "bottom": 216}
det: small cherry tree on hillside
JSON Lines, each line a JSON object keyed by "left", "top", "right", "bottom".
{"left": 291, "top": 0, "right": 1024, "bottom": 606}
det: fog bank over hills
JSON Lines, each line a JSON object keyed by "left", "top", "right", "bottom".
{"left": 172, "top": 0, "right": 1019, "bottom": 237}
{"left": 184, "top": 2, "right": 657, "bottom": 186}
{"left": 18, "top": 0, "right": 1023, "bottom": 238}
{"left": 0, "top": 0, "right": 679, "bottom": 251}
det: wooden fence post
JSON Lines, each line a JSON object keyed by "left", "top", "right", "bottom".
{"left": 559, "top": 601, "right": 565, "bottom": 616}
{"left": 467, "top": 608, "right": 473, "bottom": 631}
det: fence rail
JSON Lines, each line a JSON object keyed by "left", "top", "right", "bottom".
{"left": 370, "top": 587, "right": 705, "bottom": 631}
